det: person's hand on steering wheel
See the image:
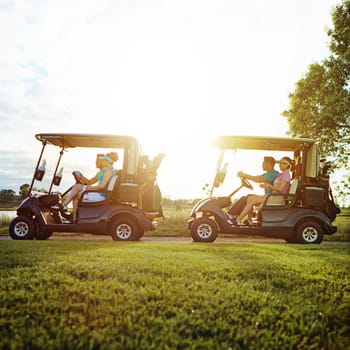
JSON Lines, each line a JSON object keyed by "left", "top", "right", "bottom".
{"left": 72, "top": 171, "right": 84, "bottom": 184}
{"left": 237, "top": 172, "right": 253, "bottom": 190}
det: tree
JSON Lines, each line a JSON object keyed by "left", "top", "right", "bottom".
{"left": 282, "top": 0, "right": 350, "bottom": 205}
{"left": 0, "top": 189, "right": 16, "bottom": 202}
{"left": 19, "top": 183, "right": 30, "bottom": 199}
{"left": 282, "top": 0, "right": 350, "bottom": 170}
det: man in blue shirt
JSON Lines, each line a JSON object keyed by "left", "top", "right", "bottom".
{"left": 227, "top": 156, "right": 278, "bottom": 221}
{"left": 238, "top": 156, "right": 278, "bottom": 195}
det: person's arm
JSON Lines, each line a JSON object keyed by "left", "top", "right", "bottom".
{"left": 261, "top": 172, "right": 290, "bottom": 193}
{"left": 261, "top": 180, "right": 288, "bottom": 193}
{"left": 86, "top": 170, "right": 113, "bottom": 190}
{"left": 74, "top": 172, "right": 98, "bottom": 185}
{"left": 83, "top": 176, "right": 98, "bottom": 185}
{"left": 237, "top": 171, "right": 268, "bottom": 183}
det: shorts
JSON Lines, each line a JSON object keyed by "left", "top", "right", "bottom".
{"left": 82, "top": 192, "right": 106, "bottom": 202}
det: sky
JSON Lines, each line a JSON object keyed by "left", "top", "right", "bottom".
{"left": 0, "top": 0, "right": 342, "bottom": 199}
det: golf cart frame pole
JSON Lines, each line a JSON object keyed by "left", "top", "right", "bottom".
{"left": 29, "top": 141, "right": 47, "bottom": 194}
{"left": 209, "top": 149, "right": 224, "bottom": 197}
{"left": 48, "top": 148, "right": 64, "bottom": 194}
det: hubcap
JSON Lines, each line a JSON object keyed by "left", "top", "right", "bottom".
{"left": 116, "top": 224, "right": 132, "bottom": 239}
{"left": 302, "top": 226, "right": 318, "bottom": 243}
{"left": 197, "top": 223, "right": 212, "bottom": 239}
{"left": 14, "top": 222, "right": 29, "bottom": 237}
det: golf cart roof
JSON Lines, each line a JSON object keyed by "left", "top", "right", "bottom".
{"left": 213, "top": 136, "right": 316, "bottom": 151}
{"left": 35, "top": 133, "right": 140, "bottom": 149}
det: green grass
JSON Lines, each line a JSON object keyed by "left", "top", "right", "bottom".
{"left": 0, "top": 241, "right": 349, "bottom": 349}
{"left": 331, "top": 211, "right": 350, "bottom": 241}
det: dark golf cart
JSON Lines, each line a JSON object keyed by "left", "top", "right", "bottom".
{"left": 9, "top": 133, "right": 164, "bottom": 241}
{"left": 188, "top": 136, "right": 339, "bottom": 244}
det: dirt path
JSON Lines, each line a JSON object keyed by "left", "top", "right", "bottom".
{"left": 0, "top": 233, "right": 286, "bottom": 243}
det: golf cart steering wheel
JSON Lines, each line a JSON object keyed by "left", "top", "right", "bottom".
{"left": 240, "top": 177, "right": 253, "bottom": 190}
{"left": 72, "top": 171, "right": 84, "bottom": 184}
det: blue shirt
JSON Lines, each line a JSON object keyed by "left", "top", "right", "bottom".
{"left": 95, "top": 166, "right": 116, "bottom": 190}
{"left": 260, "top": 170, "right": 279, "bottom": 194}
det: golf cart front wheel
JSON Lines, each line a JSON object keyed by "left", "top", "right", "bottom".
{"left": 35, "top": 231, "right": 53, "bottom": 240}
{"left": 9, "top": 216, "right": 36, "bottom": 240}
{"left": 111, "top": 217, "right": 138, "bottom": 241}
{"left": 295, "top": 221, "right": 323, "bottom": 244}
{"left": 191, "top": 217, "right": 218, "bottom": 243}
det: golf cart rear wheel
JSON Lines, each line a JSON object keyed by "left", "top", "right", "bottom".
{"left": 9, "top": 216, "right": 36, "bottom": 240}
{"left": 111, "top": 217, "right": 138, "bottom": 241}
{"left": 295, "top": 221, "right": 323, "bottom": 244}
{"left": 191, "top": 217, "right": 218, "bottom": 243}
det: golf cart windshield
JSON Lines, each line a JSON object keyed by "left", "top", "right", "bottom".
{"left": 210, "top": 136, "right": 319, "bottom": 195}
{"left": 31, "top": 133, "right": 144, "bottom": 194}
{"left": 35, "top": 133, "right": 143, "bottom": 177}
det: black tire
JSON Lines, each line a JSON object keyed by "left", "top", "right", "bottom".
{"left": 35, "top": 231, "right": 53, "bottom": 240}
{"left": 295, "top": 221, "right": 323, "bottom": 244}
{"left": 9, "top": 216, "right": 36, "bottom": 240}
{"left": 191, "top": 217, "right": 218, "bottom": 243}
{"left": 110, "top": 217, "right": 138, "bottom": 241}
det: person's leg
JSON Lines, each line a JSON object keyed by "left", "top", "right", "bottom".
{"left": 236, "top": 195, "right": 265, "bottom": 222}
{"left": 228, "top": 196, "right": 247, "bottom": 216}
{"left": 62, "top": 184, "right": 84, "bottom": 207}
{"left": 72, "top": 197, "right": 79, "bottom": 221}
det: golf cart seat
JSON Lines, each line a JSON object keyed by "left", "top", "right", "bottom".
{"left": 250, "top": 180, "right": 299, "bottom": 221}
{"left": 79, "top": 174, "right": 120, "bottom": 206}
{"left": 264, "top": 179, "right": 299, "bottom": 206}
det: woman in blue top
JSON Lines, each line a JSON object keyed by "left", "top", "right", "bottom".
{"left": 62, "top": 152, "right": 118, "bottom": 221}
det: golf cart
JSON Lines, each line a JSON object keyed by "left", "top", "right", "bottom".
{"left": 188, "top": 136, "right": 339, "bottom": 244}
{"left": 9, "top": 133, "right": 164, "bottom": 241}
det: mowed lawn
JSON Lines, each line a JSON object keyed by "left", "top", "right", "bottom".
{"left": 0, "top": 241, "right": 349, "bottom": 350}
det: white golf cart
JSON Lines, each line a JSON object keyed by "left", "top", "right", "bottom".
{"left": 188, "top": 136, "right": 339, "bottom": 243}
{"left": 9, "top": 133, "right": 164, "bottom": 241}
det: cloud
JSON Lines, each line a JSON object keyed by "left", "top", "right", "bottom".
{"left": 0, "top": 150, "right": 37, "bottom": 191}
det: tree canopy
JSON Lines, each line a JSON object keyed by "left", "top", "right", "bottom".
{"left": 0, "top": 189, "right": 16, "bottom": 202}
{"left": 282, "top": 0, "right": 350, "bottom": 170}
